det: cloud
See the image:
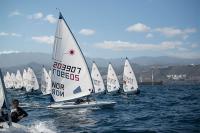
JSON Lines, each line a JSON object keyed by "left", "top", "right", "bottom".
{"left": 0, "top": 50, "right": 20, "bottom": 55}
{"left": 155, "top": 27, "right": 196, "bottom": 39}
{"left": 126, "top": 22, "right": 196, "bottom": 39}
{"left": 79, "top": 29, "right": 96, "bottom": 36}
{"left": 95, "top": 40, "right": 182, "bottom": 51}
{"left": 9, "top": 10, "right": 22, "bottom": 17}
{"left": 28, "top": 12, "right": 57, "bottom": 24}
{"left": 0, "top": 32, "right": 22, "bottom": 37}
{"left": 44, "top": 14, "right": 57, "bottom": 24}
{"left": 32, "top": 36, "right": 54, "bottom": 44}
{"left": 0, "top": 32, "right": 9, "bottom": 36}
{"left": 126, "top": 23, "right": 150, "bottom": 32}
{"left": 10, "top": 33, "right": 22, "bottom": 37}
{"left": 146, "top": 33, "right": 154, "bottom": 38}
{"left": 191, "top": 44, "right": 198, "bottom": 48}
{"left": 28, "top": 12, "right": 43, "bottom": 19}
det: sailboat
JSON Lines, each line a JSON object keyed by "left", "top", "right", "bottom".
{"left": 48, "top": 12, "right": 115, "bottom": 109}
{"left": 41, "top": 67, "right": 51, "bottom": 95}
{"left": 26, "top": 67, "right": 39, "bottom": 92}
{"left": 0, "top": 69, "right": 29, "bottom": 132}
{"left": 106, "top": 63, "right": 120, "bottom": 93}
{"left": 15, "top": 70, "right": 23, "bottom": 89}
{"left": 91, "top": 62, "right": 106, "bottom": 94}
{"left": 122, "top": 58, "right": 140, "bottom": 94}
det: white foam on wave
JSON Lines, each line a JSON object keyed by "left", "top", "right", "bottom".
{"left": 28, "top": 121, "right": 57, "bottom": 133}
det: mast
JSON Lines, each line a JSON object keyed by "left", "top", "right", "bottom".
{"left": 0, "top": 69, "right": 12, "bottom": 126}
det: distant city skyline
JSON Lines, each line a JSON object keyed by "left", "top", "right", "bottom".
{"left": 0, "top": 0, "right": 200, "bottom": 59}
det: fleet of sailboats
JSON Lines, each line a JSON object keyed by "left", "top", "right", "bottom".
{"left": 0, "top": 11, "right": 144, "bottom": 132}
{"left": 3, "top": 68, "right": 40, "bottom": 92}
{"left": 2, "top": 12, "right": 140, "bottom": 110}
{"left": 3, "top": 58, "right": 139, "bottom": 95}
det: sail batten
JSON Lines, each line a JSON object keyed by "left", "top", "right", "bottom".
{"left": 51, "top": 12, "right": 93, "bottom": 102}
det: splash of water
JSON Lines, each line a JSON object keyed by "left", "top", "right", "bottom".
{"left": 29, "top": 121, "right": 57, "bottom": 133}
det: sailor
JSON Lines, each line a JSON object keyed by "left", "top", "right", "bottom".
{"left": 75, "top": 98, "right": 85, "bottom": 104}
{"left": 11, "top": 99, "right": 28, "bottom": 123}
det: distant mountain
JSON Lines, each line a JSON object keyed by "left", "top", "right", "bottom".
{"left": 0, "top": 52, "right": 200, "bottom": 68}
{"left": 132, "top": 56, "right": 200, "bottom": 66}
{"left": 0, "top": 52, "right": 51, "bottom": 68}
{"left": 1, "top": 52, "right": 200, "bottom": 85}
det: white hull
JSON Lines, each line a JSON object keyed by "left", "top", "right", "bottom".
{"left": 106, "top": 89, "right": 120, "bottom": 95}
{"left": 48, "top": 101, "right": 116, "bottom": 109}
{"left": 121, "top": 89, "right": 140, "bottom": 95}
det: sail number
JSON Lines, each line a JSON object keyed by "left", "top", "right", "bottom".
{"left": 53, "top": 61, "right": 81, "bottom": 81}
{"left": 53, "top": 62, "right": 81, "bottom": 74}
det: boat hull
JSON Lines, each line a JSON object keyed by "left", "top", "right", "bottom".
{"left": 121, "top": 89, "right": 140, "bottom": 95}
{"left": 47, "top": 101, "right": 116, "bottom": 109}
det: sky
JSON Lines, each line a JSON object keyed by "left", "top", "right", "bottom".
{"left": 0, "top": 0, "right": 200, "bottom": 59}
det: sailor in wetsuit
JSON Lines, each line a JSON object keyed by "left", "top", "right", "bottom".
{"left": 11, "top": 99, "right": 28, "bottom": 123}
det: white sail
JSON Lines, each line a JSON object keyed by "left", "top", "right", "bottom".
{"left": 3, "top": 74, "right": 8, "bottom": 89}
{"left": 15, "top": 70, "right": 23, "bottom": 89}
{"left": 0, "top": 70, "right": 10, "bottom": 114}
{"left": 0, "top": 69, "right": 13, "bottom": 127}
{"left": 123, "top": 58, "right": 138, "bottom": 92}
{"left": 91, "top": 62, "right": 105, "bottom": 93}
{"left": 41, "top": 67, "right": 51, "bottom": 95}
{"left": 10, "top": 73, "right": 16, "bottom": 89}
{"left": 26, "top": 68, "right": 39, "bottom": 92}
{"left": 0, "top": 75, "right": 6, "bottom": 108}
{"left": 3, "top": 76, "right": 7, "bottom": 88}
{"left": 49, "top": 70, "right": 51, "bottom": 78}
{"left": 51, "top": 12, "right": 93, "bottom": 102}
{"left": 26, "top": 68, "right": 32, "bottom": 92}
{"left": 31, "top": 68, "right": 39, "bottom": 90}
{"left": 107, "top": 63, "right": 120, "bottom": 93}
{"left": 5, "top": 72, "right": 12, "bottom": 89}
{"left": 22, "top": 69, "right": 27, "bottom": 88}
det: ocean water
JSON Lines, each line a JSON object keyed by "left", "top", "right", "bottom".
{"left": 6, "top": 85, "right": 200, "bottom": 133}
